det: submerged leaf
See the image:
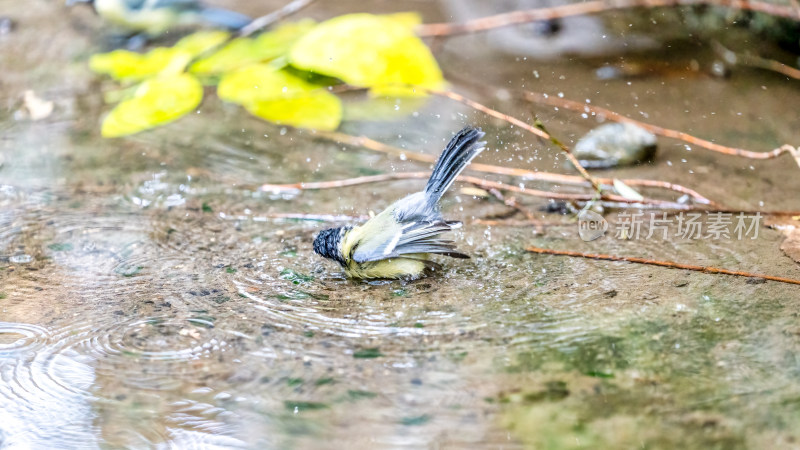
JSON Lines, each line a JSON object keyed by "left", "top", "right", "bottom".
{"left": 190, "top": 19, "right": 316, "bottom": 75}
{"left": 289, "top": 13, "right": 444, "bottom": 96}
{"left": 174, "top": 30, "right": 231, "bottom": 56}
{"left": 353, "top": 348, "right": 383, "bottom": 358}
{"left": 218, "top": 64, "right": 341, "bottom": 130}
{"left": 90, "top": 47, "right": 192, "bottom": 82}
{"left": 101, "top": 73, "right": 203, "bottom": 137}
{"left": 780, "top": 228, "right": 800, "bottom": 264}
{"left": 612, "top": 179, "right": 645, "bottom": 201}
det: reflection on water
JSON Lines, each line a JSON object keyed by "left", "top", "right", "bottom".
{"left": 2, "top": 0, "right": 800, "bottom": 448}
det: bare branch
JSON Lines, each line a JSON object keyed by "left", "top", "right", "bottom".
{"left": 429, "top": 89, "right": 604, "bottom": 192}
{"left": 527, "top": 246, "right": 800, "bottom": 286}
{"left": 316, "top": 130, "right": 721, "bottom": 206}
{"left": 417, "top": 0, "right": 800, "bottom": 37}
{"left": 523, "top": 90, "right": 799, "bottom": 164}
{"left": 712, "top": 40, "right": 800, "bottom": 81}
{"left": 239, "top": 0, "right": 318, "bottom": 37}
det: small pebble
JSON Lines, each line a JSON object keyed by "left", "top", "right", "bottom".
{"left": 574, "top": 122, "right": 657, "bottom": 169}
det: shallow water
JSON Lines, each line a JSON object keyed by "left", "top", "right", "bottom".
{"left": 2, "top": 1, "right": 800, "bottom": 448}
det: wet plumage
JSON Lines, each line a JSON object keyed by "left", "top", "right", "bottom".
{"left": 313, "top": 126, "right": 486, "bottom": 280}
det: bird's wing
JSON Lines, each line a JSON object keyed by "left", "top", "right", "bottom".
{"left": 146, "top": 0, "right": 201, "bottom": 11}
{"left": 351, "top": 220, "right": 468, "bottom": 263}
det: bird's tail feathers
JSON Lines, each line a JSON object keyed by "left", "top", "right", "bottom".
{"left": 424, "top": 126, "right": 485, "bottom": 206}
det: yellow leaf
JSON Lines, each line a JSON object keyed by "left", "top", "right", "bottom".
{"left": 218, "top": 64, "right": 341, "bottom": 130}
{"left": 343, "top": 96, "right": 425, "bottom": 121}
{"left": 381, "top": 12, "right": 422, "bottom": 29}
{"left": 101, "top": 73, "right": 203, "bottom": 137}
{"left": 190, "top": 19, "right": 315, "bottom": 75}
{"left": 90, "top": 47, "right": 192, "bottom": 82}
{"left": 288, "top": 13, "right": 444, "bottom": 97}
{"left": 174, "top": 30, "right": 231, "bottom": 56}
{"left": 246, "top": 96, "right": 341, "bottom": 131}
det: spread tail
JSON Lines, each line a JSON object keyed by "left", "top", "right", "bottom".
{"left": 424, "top": 126, "right": 486, "bottom": 206}
{"left": 199, "top": 7, "right": 252, "bottom": 30}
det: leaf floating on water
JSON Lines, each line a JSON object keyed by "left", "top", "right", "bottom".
{"left": 101, "top": 73, "right": 203, "bottom": 138}
{"left": 218, "top": 65, "right": 341, "bottom": 130}
{"left": 173, "top": 30, "right": 231, "bottom": 56}
{"left": 612, "top": 179, "right": 644, "bottom": 201}
{"left": 246, "top": 95, "right": 341, "bottom": 131}
{"left": 90, "top": 48, "right": 193, "bottom": 82}
{"left": 289, "top": 13, "right": 444, "bottom": 96}
{"left": 190, "top": 20, "right": 316, "bottom": 75}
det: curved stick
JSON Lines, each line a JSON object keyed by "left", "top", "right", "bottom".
{"left": 527, "top": 246, "right": 800, "bottom": 286}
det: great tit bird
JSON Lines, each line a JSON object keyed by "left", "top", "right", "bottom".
{"left": 313, "top": 126, "right": 486, "bottom": 280}
{"left": 67, "top": 0, "right": 251, "bottom": 36}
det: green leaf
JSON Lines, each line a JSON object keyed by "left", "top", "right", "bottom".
{"left": 90, "top": 47, "right": 192, "bottom": 82}
{"left": 101, "top": 73, "right": 203, "bottom": 138}
{"left": 174, "top": 30, "right": 231, "bottom": 56}
{"left": 190, "top": 19, "right": 316, "bottom": 75}
{"left": 218, "top": 65, "right": 341, "bottom": 130}
{"left": 289, "top": 13, "right": 444, "bottom": 96}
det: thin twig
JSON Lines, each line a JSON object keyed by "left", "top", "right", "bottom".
{"left": 416, "top": 0, "right": 800, "bottom": 37}
{"left": 260, "top": 172, "right": 707, "bottom": 210}
{"left": 316, "top": 130, "right": 720, "bottom": 206}
{"left": 259, "top": 171, "right": 800, "bottom": 214}
{"left": 260, "top": 212, "right": 366, "bottom": 222}
{"left": 482, "top": 185, "right": 538, "bottom": 221}
{"left": 711, "top": 40, "right": 800, "bottom": 81}
{"left": 526, "top": 246, "right": 800, "bottom": 286}
{"left": 474, "top": 219, "right": 570, "bottom": 227}
{"left": 429, "top": 89, "right": 604, "bottom": 192}
{"left": 238, "top": 0, "right": 318, "bottom": 37}
{"left": 523, "top": 90, "right": 799, "bottom": 165}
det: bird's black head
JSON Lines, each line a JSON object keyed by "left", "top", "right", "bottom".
{"left": 313, "top": 227, "right": 350, "bottom": 266}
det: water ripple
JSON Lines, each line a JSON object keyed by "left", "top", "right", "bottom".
{"left": 0, "top": 322, "right": 49, "bottom": 356}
